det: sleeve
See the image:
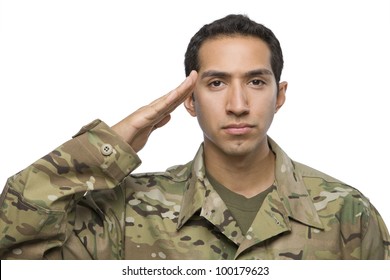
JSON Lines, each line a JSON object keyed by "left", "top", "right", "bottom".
{"left": 0, "top": 119, "right": 141, "bottom": 259}
{"left": 361, "top": 204, "right": 390, "bottom": 260}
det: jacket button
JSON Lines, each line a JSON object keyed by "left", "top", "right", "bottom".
{"left": 100, "top": 143, "right": 113, "bottom": 156}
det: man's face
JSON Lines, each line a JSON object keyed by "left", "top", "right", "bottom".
{"left": 185, "top": 35, "right": 287, "bottom": 158}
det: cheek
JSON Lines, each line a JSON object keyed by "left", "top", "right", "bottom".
{"left": 194, "top": 98, "right": 220, "bottom": 129}
{"left": 194, "top": 95, "right": 213, "bottom": 117}
{"left": 195, "top": 103, "right": 211, "bottom": 125}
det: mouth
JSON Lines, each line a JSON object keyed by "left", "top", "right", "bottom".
{"left": 222, "top": 123, "right": 255, "bottom": 135}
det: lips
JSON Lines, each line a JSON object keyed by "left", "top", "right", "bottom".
{"left": 222, "top": 123, "right": 254, "bottom": 135}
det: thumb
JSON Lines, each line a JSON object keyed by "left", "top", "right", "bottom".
{"left": 153, "top": 114, "right": 171, "bottom": 130}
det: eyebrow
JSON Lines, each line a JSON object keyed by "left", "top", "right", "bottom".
{"left": 200, "top": 68, "right": 273, "bottom": 79}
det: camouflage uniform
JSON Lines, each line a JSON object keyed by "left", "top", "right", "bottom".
{"left": 0, "top": 120, "right": 389, "bottom": 259}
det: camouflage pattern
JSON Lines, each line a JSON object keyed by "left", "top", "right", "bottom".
{"left": 0, "top": 120, "right": 389, "bottom": 259}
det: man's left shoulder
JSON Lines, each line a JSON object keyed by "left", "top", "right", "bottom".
{"left": 293, "top": 161, "right": 370, "bottom": 208}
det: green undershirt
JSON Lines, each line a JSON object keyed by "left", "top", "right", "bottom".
{"left": 207, "top": 173, "right": 273, "bottom": 234}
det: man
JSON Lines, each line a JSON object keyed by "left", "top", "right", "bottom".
{"left": 0, "top": 14, "right": 389, "bottom": 260}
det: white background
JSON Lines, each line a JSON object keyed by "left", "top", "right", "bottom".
{"left": 0, "top": 0, "right": 389, "bottom": 228}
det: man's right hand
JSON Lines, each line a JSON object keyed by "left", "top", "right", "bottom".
{"left": 111, "top": 71, "right": 198, "bottom": 152}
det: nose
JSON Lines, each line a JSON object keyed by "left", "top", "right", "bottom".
{"left": 226, "top": 83, "right": 249, "bottom": 116}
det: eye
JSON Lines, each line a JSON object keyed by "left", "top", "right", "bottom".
{"left": 209, "top": 80, "right": 224, "bottom": 87}
{"left": 249, "top": 79, "right": 265, "bottom": 86}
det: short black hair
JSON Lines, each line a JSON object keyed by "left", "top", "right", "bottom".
{"left": 184, "top": 14, "right": 284, "bottom": 84}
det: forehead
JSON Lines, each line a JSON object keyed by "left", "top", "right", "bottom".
{"left": 198, "top": 35, "right": 272, "bottom": 72}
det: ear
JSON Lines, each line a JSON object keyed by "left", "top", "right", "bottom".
{"left": 275, "top": 81, "right": 287, "bottom": 113}
{"left": 184, "top": 93, "right": 197, "bottom": 117}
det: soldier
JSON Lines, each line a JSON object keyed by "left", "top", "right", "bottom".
{"left": 0, "top": 14, "right": 389, "bottom": 260}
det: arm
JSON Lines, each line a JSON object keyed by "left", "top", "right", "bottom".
{"left": 0, "top": 71, "right": 198, "bottom": 259}
{"left": 361, "top": 204, "right": 390, "bottom": 260}
{"left": 0, "top": 120, "right": 139, "bottom": 259}
{"left": 112, "top": 71, "right": 198, "bottom": 151}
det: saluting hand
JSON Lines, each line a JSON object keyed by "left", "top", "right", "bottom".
{"left": 112, "top": 70, "right": 198, "bottom": 152}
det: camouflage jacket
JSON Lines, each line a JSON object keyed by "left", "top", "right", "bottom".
{"left": 0, "top": 120, "right": 389, "bottom": 259}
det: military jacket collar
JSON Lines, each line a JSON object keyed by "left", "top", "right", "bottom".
{"left": 176, "top": 137, "right": 324, "bottom": 253}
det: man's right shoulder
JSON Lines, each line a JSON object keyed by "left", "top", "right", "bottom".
{"left": 125, "top": 160, "right": 194, "bottom": 193}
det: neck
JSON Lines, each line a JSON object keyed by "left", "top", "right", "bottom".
{"left": 204, "top": 138, "right": 275, "bottom": 198}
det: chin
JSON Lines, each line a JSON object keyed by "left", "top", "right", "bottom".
{"left": 204, "top": 135, "right": 266, "bottom": 158}
{"left": 220, "top": 142, "right": 257, "bottom": 157}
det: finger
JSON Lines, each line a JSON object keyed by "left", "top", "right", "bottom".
{"left": 111, "top": 71, "right": 197, "bottom": 147}
{"left": 165, "top": 70, "right": 198, "bottom": 105}
{"left": 148, "top": 70, "right": 197, "bottom": 109}
{"left": 138, "top": 115, "right": 171, "bottom": 136}
{"left": 154, "top": 114, "right": 171, "bottom": 129}
{"left": 144, "top": 71, "right": 197, "bottom": 123}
